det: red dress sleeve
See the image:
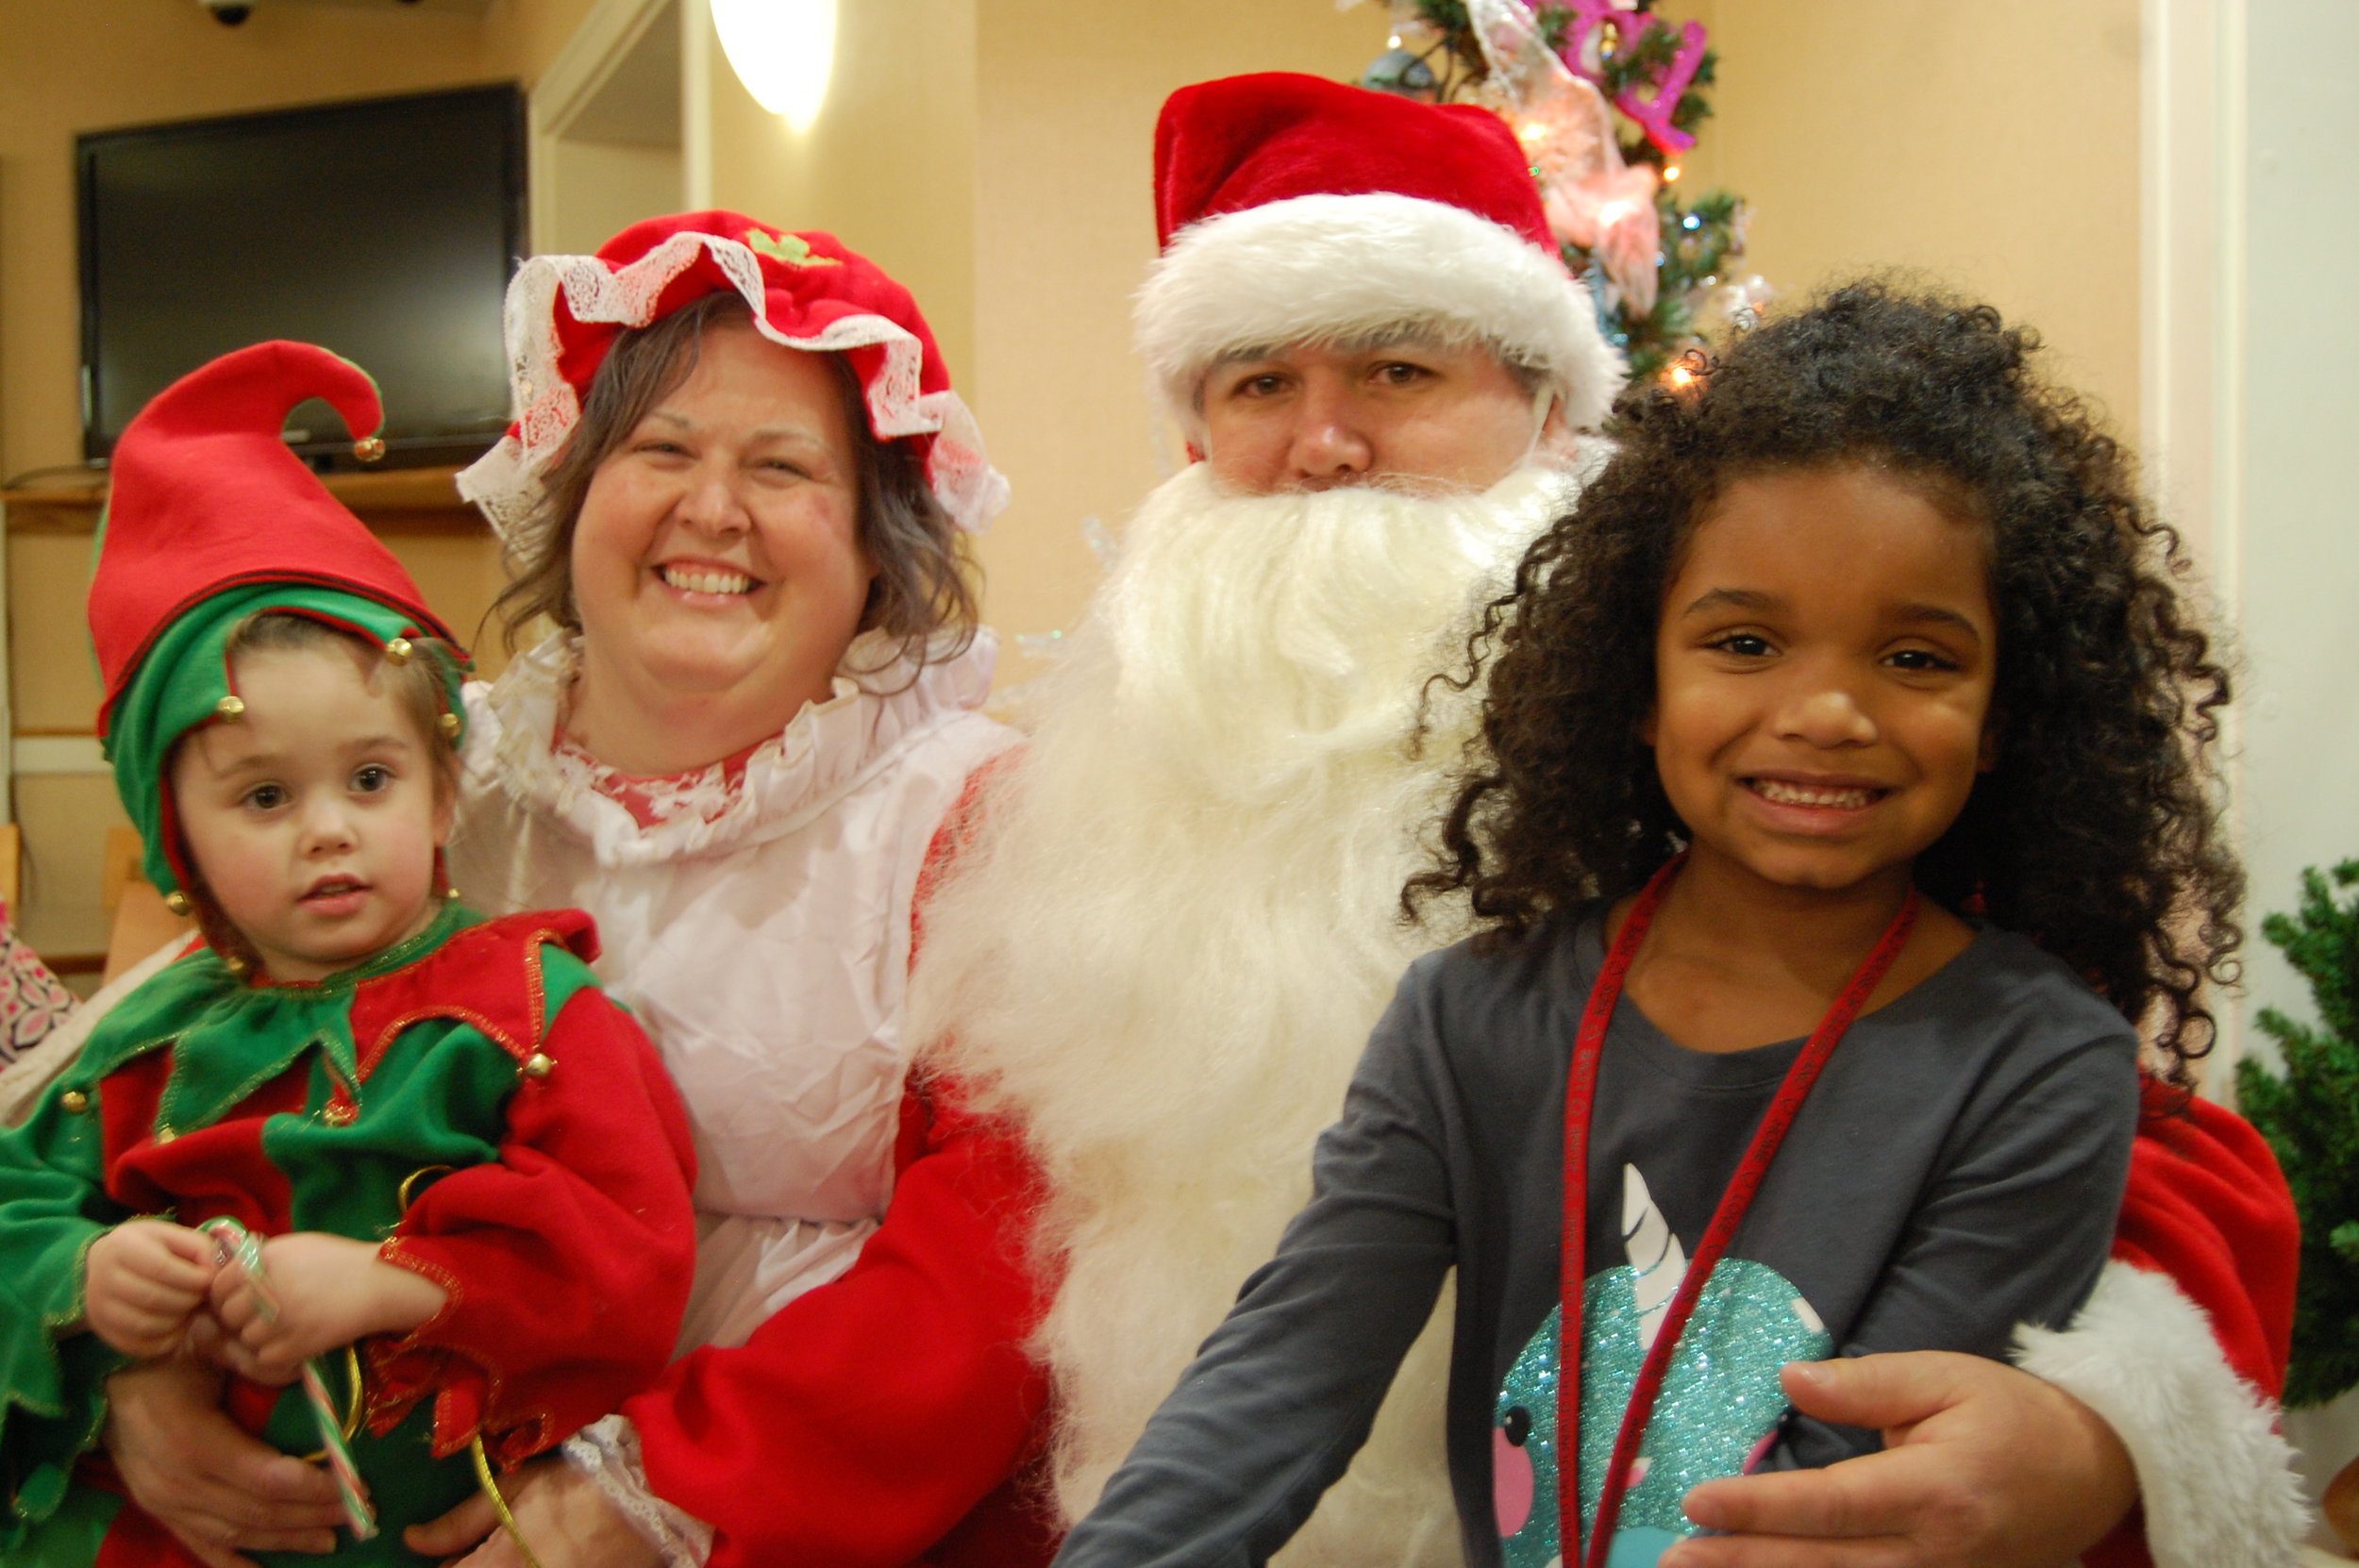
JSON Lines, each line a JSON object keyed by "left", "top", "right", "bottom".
{"left": 626, "top": 1076, "right": 1054, "bottom": 1568}
{"left": 367, "top": 987, "right": 701, "bottom": 1466}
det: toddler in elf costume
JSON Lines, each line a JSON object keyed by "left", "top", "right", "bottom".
{"left": 0, "top": 342, "right": 698, "bottom": 1564}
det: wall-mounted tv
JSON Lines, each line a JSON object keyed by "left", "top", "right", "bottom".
{"left": 78, "top": 84, "right": 526, "bottom": 467}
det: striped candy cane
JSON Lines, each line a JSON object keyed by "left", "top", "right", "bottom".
{"left": 198, "top": 1217, "right": 378, "bottom": 1541}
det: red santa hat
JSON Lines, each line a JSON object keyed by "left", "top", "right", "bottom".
{"left": 460, "top": 211, "right": 1008, "bottom": 555}
{"left": 1138, "top": 72, "right": 1625, "bottom": 439}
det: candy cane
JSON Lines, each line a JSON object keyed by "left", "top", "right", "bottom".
{"left": 198, "top": 1217, "right": 377, "bottom": 1541}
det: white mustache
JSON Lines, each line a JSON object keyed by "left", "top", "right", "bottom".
{"left": 1089, "top": 462, "right": 1572, "bottom": 798}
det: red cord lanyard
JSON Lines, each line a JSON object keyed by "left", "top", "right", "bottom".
{"left": 1558, "top": 857, "right": 1920, "bottom": 1568}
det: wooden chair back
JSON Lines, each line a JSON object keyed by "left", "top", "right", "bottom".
{"left": 101, "top": 827, "right": 194, "bottom": 985}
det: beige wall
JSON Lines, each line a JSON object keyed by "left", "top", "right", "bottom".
{"left": 1685, "top": 0, "right": 2143, "bottom": 432}
{"left": 0, "top": 0, "right": 2148, "bottom": 959}
{"left": 685, "top": 0, "right": 1392, "bottom": 680}
{"left": 0, "top": 0, "right": 594, "bottom": 959}
{"left": 546, "top": 137, "right": 684, "bottom": 255}
{"left": 6, "top": 0, "right": 2145, "bottom": 676}
{"left": 0, "top": 0, "right": 599, "bottom": 480}
{"left": 703, "top": 0, "right": 981, "bottom": 386}
{"left": 968, "top": 0, "right": 1392, "bottom": 679}
{"left": 960, "top": 0, "right": 2146, "bottom": 675}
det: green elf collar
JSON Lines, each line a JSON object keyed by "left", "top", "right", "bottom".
{"left": 65, "top": 898, "right": 476, "bottom": 1140}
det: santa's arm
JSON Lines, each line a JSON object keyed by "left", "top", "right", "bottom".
{"left": 2012, "top": 1080, "right": 2306, "bottom": 1568}
{"left": 614, "top": 1076, "right": 1052, "bottom": 1568}
{"left": 366, "top": 981, "right": 701, "bottom": 1466}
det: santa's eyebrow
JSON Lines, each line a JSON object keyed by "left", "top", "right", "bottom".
{"left": 1213, "top": 326, "right": 1459, "bottom": 369}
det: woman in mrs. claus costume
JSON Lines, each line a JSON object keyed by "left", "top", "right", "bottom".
{"left": 71, "top": 214, "right": 1054, "bottom": 1568}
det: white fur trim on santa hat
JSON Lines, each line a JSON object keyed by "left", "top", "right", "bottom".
{"left": 1135, "top": 191, "right": 1625, "bottom": 437}
{"left": 2011, "top": 1259, "right": 2307, "bottom": 1568}
{"left": 459, "top": 230, "right": 1008, "bottom": 558}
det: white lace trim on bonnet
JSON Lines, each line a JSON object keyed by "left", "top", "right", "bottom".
{"left": 459, "top": 228, "right": 1009, "bottom": 559}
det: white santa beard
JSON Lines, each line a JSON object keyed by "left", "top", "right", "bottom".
{"left": 912, "top": 460, "right": 1574, "bottom": 1567}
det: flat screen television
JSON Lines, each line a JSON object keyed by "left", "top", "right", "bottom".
{"left": 78, "top": 84, "right": 526, "bottom": 467}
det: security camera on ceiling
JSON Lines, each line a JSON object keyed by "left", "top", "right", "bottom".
{"left": 198, "top": 0, "right": 433, "bottom": 25}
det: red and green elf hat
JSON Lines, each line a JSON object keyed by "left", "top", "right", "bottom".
{"left": 89, "top": 341, "right": 469, "bottom": 895}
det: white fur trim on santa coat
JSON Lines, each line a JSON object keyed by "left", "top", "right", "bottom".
{"left": 1135, "top": 192, "right": 1626, "bottom": 436}
{"left": 2011, "top": 1259, "right": 2307, "bottom": 1568}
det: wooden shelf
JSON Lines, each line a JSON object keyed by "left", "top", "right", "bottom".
{"left": 4, "top": 463, "right": 483, "bottom": 535}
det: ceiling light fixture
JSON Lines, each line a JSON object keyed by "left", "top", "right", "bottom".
{"left": 711, "top": 0, "right": 837, "bottom": 133}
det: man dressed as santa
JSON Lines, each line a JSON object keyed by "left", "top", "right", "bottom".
{"left": 911, "top": 73, "right": 2301, "bottom": 1568}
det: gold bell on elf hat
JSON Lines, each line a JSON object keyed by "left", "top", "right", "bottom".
{"left": 87, "top": 341, "right": 472, "bottom": 900}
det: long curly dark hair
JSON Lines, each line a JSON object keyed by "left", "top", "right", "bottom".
{"left": 1409, "top": 282, "right": 2241, "bottom": 1086}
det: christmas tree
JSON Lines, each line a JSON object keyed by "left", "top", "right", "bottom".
{"left": 1358, "top": 0, "right": 1763, "bottom": 381}
{"left": 2236, "top": 860, "right": 2359, "bottom": 1408}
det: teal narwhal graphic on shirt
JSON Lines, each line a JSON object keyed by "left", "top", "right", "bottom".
{"left": 1491, "top": 1165, "right": 1832, "bottom": 1568}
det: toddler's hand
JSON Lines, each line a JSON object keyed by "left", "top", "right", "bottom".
{"left": 84, "top": 1220, "right": 220, "bottom": 1358}
{"left": 208, "top": 1232, "right": 448, "bottom": 1385}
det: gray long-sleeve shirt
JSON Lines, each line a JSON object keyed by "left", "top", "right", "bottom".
{"left": 1056, "top": 909, "right": 2140, "bottom": 1568}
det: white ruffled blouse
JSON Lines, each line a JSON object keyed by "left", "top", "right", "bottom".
{"left": 446, "top": 629, "right": 1016, "bottom": 1353}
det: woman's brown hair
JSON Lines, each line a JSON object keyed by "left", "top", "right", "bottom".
{"left": 490, "top": 292, "right": 979, "bottom": 676}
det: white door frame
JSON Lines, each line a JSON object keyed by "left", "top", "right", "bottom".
{"left": 2141, "top": 0, "right": 2248, "bottom": 1078}
{"left": 529, "top": 0, "right": 710, "bottom": 255}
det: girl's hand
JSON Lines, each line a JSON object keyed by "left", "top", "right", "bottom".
{"left": 1665, "top": 1353, "right": 2134, "bottom": 1568}
{"left": 208, "top": 1232, "right": 448, "bottom": 1383}
{"left": 85, "top": 1219, "right": 220, "bottom": 1357}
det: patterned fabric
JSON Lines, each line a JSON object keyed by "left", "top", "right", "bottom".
{"left": 551, "top": 730, "right": 763, "bottom": 833}
{"left": 0, "top": 905, "right": 75, "bottom": 1066}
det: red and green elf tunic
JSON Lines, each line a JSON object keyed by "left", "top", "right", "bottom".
{"left": 0, "top": 897, "right": 698, "bottom": 1566}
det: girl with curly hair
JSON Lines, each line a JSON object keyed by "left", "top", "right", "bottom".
{"left": 1052, "top": 285, "right": 2253, "bottom": 1568}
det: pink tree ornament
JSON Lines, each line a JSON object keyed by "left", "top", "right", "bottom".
{"left": 1471, "top": 0, "right": 1662, "bottom": 312}
{"left": 1550, "top": 0, "right": 1711, "bottom": 154}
